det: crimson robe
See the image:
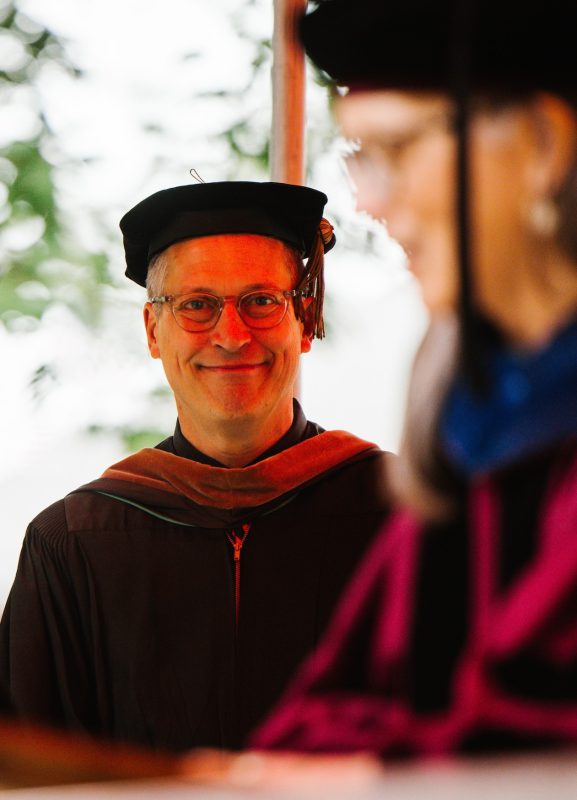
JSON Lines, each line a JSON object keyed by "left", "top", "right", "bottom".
{"left": 253, "top": 443, "right": 577, "bottom": 756}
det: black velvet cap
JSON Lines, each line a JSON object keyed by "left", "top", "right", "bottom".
{"left": 300, "top": 0, "right": 577, "bottom": 102}
{"left": 120, "top": 181, "right": 334, "bottom": 287}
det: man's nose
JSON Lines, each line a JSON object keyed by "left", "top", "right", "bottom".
{"left": 209, "top": 301, "right": 252, "bottom": 350}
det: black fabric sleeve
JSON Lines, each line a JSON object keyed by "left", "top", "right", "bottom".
{"left": 0, "top": 502, "right": 101, "bottom": 735}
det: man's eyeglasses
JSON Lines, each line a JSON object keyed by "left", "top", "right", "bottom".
{"left": 150, "top": 288, "right": 306, "bottom": 332}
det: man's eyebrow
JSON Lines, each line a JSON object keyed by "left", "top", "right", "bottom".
{"left": 176, "top": 286, "right": 214, "bottom": 294}
{"left": 175, "top": 283, "right": 278, "bottom": 294}
{"left": 241, "top": 283, "right": 279, "bottom": 291}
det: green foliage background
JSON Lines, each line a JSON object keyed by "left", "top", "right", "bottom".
{"left": 1, "top": 0, "right": 341, "bottom": 449}
{"left": 0, "top": 0, "right": 110, "bottom": 330}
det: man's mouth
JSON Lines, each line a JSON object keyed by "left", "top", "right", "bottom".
{"left": 198, "top": 363, "right": 267, "bottom": 371}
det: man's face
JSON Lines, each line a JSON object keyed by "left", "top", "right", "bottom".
{"left": 144, "top": 233, "right": 311, "bottom": 437}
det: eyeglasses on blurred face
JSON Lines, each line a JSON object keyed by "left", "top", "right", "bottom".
{"left": 150, "top": 288, "right": 306, "bottom": 333}
{"left": 344, "top": 109, "right": 454, "bottom": 188}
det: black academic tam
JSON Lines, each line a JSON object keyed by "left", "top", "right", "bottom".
{"left": 300, "top": 0, "right": 577, "bottom": 101}
{"left": 120, "top": 181, "right": 334, "bottom": 287}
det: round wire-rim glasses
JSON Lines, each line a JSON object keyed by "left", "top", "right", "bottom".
{"left": 150, "top": 288, "right": 306, "bottom": 332}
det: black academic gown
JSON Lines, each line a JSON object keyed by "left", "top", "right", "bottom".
{"left": 0, "top": 404, "right": 388, "bottom": 752}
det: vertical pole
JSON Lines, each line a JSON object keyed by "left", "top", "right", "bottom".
{"left": 271, "top": 0, "right": 306, "bottom": 185}
{"left": 271, "top": 0, "right": 307, "bottom": 398}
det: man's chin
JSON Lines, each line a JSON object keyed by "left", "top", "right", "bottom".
{"left": 208, "top": 393, "right": 266, "bottom": 422}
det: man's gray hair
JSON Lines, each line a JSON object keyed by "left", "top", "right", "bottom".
{"left": 146, "top": 251, "right": 170, "bottom": 303}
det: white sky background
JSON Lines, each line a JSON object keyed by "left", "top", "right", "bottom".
{"left": 0, "top": 0, "right": 427, "bottom": 604}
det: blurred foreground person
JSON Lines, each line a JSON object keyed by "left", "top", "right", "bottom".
{"left": 0, "top": 182, "right": 388, "bottom": 752}
{"left": 253, "top": 0, "right": 577, "bottom": 756}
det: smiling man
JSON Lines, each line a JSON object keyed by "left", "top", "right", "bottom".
{"left": 144, "top": 233, "right": 312, "bottom": 467}
{"left": 0, "top": 181, "right": 389, "bottom": 753}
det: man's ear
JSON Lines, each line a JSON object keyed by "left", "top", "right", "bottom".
{"left": 143, "top": 302, "right": 161, "bottom": 359}
{"left": 300, "top": 295, "right": 315, "bottom": 351}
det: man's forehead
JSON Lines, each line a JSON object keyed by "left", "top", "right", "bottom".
{"left": 163, "top": 235, "right": 298, "bottom": 290}
{"left": 168, "top": 232, "right": 296, "bottom": 257}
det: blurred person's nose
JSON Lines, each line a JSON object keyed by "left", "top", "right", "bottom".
{"left": 348, "top": 160, "right": 401, "bottom": 222}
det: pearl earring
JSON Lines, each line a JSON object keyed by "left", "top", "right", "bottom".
{"left": 527, "top": 197, "right": 559, "bottom": 238}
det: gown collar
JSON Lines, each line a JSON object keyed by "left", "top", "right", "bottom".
{"left": 170, "top": 399, "right": 313, "bottom": 467}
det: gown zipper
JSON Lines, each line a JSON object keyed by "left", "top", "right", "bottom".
{"left": 226, "top": 523, "right": 251, "bottom": 628}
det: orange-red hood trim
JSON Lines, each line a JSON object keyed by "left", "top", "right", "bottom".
{"left": 101, "top": 430, "right": 381, "bottom": 510}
